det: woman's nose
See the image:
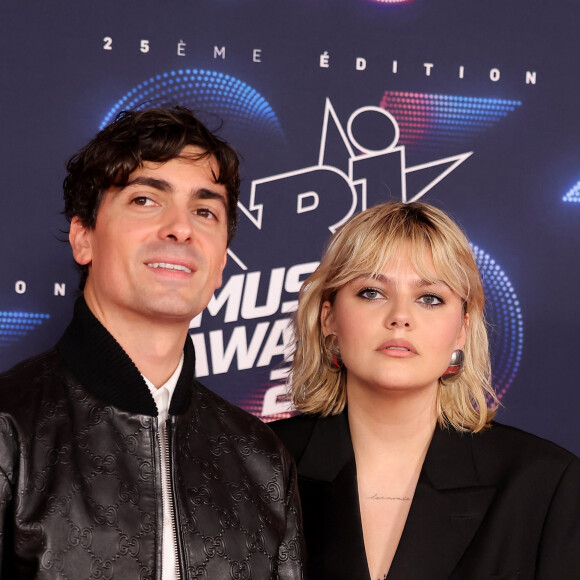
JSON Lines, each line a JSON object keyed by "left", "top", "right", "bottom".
{"left": 384, "top": 299, "right": 412, "bottom": 329}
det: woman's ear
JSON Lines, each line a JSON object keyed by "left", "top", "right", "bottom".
{"left": 320, "top": 300, "right": 335, "bottom": 337}
{"left": 457, "top": 312, "right": 469, "bottom": 349}
{"left": 69, "top": 217, "right": 93, "bottom": 266}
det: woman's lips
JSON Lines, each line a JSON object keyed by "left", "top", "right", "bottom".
{"left": 376, "top": 340, "right": 418, "bottom": 356}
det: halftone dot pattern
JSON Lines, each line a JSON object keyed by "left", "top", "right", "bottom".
{"left": 472, "top": 244, "right": 524, "bottom": 400}
{"left": 563, "top": 181, "right": 580, "bottom": 203}
{"left": 0, "top": 312, "right": 50, "bottom": 348}
{"left": 99, "top": 69, "right": 283, "bottom": 139}
{"left": 380, "top": 91, "right": 521, "bottom": 151}
{"left": 242, "top": 391, "right": 266, "bottom": 417}
{"left": 241, "top": 381, "right": 294, "bottom": 422}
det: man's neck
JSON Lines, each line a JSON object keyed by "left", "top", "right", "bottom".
{"left": 125, "top": 333, "right": 186, "bottom": 388}
{"left": 83, "top": 295, "right": 189, "bottom": 388}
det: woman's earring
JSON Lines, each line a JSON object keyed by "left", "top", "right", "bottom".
{"left": 442, "top": 349, "right": 464, "bottom": 378}
{"left": 323, "top": 334, "right": 342, "bottom": 369}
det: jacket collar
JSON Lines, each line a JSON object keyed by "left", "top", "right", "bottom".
{"left": 56, "top": 297, "right": 194, "bottom": 416}
{"left": 388, "top": 426, "right": 496, "bottom": 579}
{"left": 296, "top": 411, "right": 497, "bottom": 579}
{"left": 297, "top": 410, "right": 354, "bottom": 481}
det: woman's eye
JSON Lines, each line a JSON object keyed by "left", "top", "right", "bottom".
{"left": 358, "top": 288, "right": 382, "bottom": 300}
{"left": 418, "top": 294, "right": 443, "bottom": 307}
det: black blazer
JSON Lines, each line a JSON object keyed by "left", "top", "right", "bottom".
{"left": 271, "top": 411, "right": 580, "bottom": 580}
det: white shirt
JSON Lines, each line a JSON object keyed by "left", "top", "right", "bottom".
{"left": 143, "top": 354, "right": 184, "bottom": 579}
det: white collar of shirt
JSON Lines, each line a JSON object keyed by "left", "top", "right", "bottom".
{"left": 143, "top": 354, "right": 184, "bottom": 579}
{"left": 143, "top": 353, "right": 184, "bottom": 424}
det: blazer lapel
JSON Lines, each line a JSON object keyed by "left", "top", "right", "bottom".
{"left": 388, "top": 426, "right": 497, "bottom": 579}
{"left": 297, "top": 413, "right": 371, "bottom": 580}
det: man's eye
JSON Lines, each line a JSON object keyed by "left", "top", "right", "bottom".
{"left": 418, "top": 294, "right": 443, "bottom": 307}
{"left": 357, "top": 288, "right": 382, "bottom": 300}
{"left": 131, "top": 196, "right": 154, "bottom": 206}
{"left": 196, "top": 208, "right": 217, "bottom": 219}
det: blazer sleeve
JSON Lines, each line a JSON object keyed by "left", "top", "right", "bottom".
{"left": 536, "top": 455, "right": 580, "bottom": 578}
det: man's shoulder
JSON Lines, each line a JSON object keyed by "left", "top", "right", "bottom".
{"left": 191, "top": 379, "right": 290, "bottom": 455}
{"left": 0, "top": 348, "right": 64, "bottom": 395}
{"left": 0, "top": 348, "right": 69, "bottom": 430}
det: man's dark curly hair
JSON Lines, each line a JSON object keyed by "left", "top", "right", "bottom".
{"left": 63, "top": 106, "right": 240, "bottom": 289}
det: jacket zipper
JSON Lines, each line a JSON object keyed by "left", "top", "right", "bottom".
{"left": 165, "top": 418, "right": 185, "bottom": 578}
{"left": 158, "top": 419, "right": 183, "bottom": 579}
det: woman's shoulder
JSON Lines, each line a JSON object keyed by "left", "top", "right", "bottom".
{"left": 479, "top": 421, "right": 575, "bottom": 455}
{"left": 269, "top": 413, "right": 329, "bottom": 463}
{"left": 471, "top": 421, "right": 578, "bottom": 477}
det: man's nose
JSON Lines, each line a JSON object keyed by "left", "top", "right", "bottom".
{"left": 158, "top": 207, "right": 193, "bottom": 243}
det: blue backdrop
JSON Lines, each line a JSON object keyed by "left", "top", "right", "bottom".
{"left": 2, "top": 0, "right": 579, "bottom": 454}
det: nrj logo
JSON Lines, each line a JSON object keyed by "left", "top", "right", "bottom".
{"left": 230, "top": 98, "right": 472, "bottom": 269}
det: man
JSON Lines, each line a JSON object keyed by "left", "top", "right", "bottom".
{"left": 0, "top": 107, "right": 304, "bottom": 578}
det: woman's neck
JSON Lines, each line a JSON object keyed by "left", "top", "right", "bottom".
{"left": 347, "top": 381, "right": 439, "bottom": 452}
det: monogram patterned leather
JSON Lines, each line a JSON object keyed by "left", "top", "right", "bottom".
{"left": 0, "top": 299, "right": 304, "bottom": 579}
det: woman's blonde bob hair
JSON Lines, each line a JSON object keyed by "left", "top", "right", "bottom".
{"left": 290, "top": 201, "right": 498, "bottom": 433}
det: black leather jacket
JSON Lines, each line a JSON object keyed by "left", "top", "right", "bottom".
{"left": 0, "top": 299, "right": 304, "bottom": 579}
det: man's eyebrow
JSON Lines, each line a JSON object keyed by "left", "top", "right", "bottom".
{"left": 122, "top": 178, "right": 228, "bottom": 209}
{"left": 195, "top": 187, "right": 228, "bottom": 209}
{"left": 124, "top": 176, "right": 174, "bottom": 192}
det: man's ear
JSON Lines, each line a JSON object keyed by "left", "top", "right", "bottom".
{"left": 69, "top": 217, "right": 93, "bottom": 266}
{"left": 214, "top": 250, "right": 228, "bottom": 289}
{"left": 320, "top": 300, "right": 335, "bottom": 337}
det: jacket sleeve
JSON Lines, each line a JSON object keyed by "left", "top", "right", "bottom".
{"left": 276, "top": 451, "right": 306, "bottom": 580}
{"left": 536, "top": 455, "right": 580, "bottom": 578}
{"left": 0, "top": 419, "right": 17, "bottom": 579}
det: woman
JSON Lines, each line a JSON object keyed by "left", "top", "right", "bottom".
{"left": 271, "top": 202, "right": 580, "bottom": 580}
